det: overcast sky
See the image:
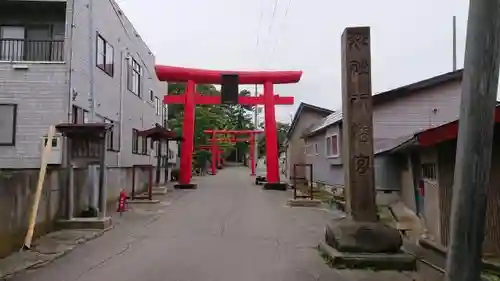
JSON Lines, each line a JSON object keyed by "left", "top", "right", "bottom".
{"left": 117, "top": 0, "right": 470, "bottom": 123}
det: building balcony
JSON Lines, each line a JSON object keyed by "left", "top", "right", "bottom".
{"left": 0, "top": 0, "right": 66, "bottom": 63}
{"left": 0, "top": 39, "right": 64, "bottom": 62}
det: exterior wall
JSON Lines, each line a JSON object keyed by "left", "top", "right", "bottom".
{"left": 0, "top": 166, "right": 152, "bottom": 259}
{"left": 286, "top": 110, "right": 329, "bottom": 180}
{"left": 0, "top": 63, "right": 68, "bottom": 168}
{"left": 373, "top": 81, "right": 461, "bottom": 140}
{"left": 0, "top": 2, "right": 69, "bottom": 169}
{"left": 305, "top": 125, "right": 343, "bottom": 187}
{"left": 399, "top": 155, "right": 417, "bottom": 213}
{"left": 68, "top": 0, "right": 165, "bottom": 168}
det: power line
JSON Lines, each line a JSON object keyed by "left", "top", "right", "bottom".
{"left": 268, "top": 0, "right": 281, "bottom": 33}
{"left": 267, "top": 0, "right": 294, "bottom": 66}
{"left": 255, "top": 8, "right": 265, "bottom": 48}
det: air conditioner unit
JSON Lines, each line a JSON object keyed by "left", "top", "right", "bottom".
{"left": 40, "top": 134, "right": 63, "bottom": 165}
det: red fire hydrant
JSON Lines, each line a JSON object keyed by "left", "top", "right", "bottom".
{"left": 117, "top": 189, "right": 128, "bottom": 215}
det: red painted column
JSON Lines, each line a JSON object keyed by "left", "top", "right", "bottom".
{"left": 250, "top": 134, "right": 256, "bottom": 176}
{"left": 179, "top": 80, "right": 196, "bottom": 185}
{"left": 263, "top": 80, "right": 280, "bottom": 183}
{"left": 211, "top": 132, "right": 217, "bottom": 175}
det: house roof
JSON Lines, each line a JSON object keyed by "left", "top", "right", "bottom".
{"left": 286, "top": 102, "right": 333, "bottom": 139}
{"left": 380, "top": 104, "right": 500, "bottom": 155}
{"left": 303, "top": 69, "right": 464, "bottom": 138}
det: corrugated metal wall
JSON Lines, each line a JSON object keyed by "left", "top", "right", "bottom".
{"left": 437, "top": 137, "right": 500, "bottom": 255}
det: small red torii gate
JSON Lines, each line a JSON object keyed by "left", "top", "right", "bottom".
{"left": 195, "top": 145, "right": 223, "bottom": 175}
{"left": 156, "top": 65, "right": 301, "bottom": 189}
{"left": 205, "top": 129, "right": 263, "bottom": 177}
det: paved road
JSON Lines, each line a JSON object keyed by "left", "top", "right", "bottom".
{"left": 11, "top": 166, "right": 414, "bottom": 281}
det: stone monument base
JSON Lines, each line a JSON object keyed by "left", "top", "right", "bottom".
{"left": 151, "top": 186, "right": 168, "bottom": 195}
{"left": 174, "top": 183, "right": 198, "bottom": 189}
{"left": 57, "top": 217, "right": 112, "bottom": 230}
{"left": 318, "top": 242, "right": 415, "bottom": 271}
{"left": 128, "top": 199, "right": 160, "bottom": 204}
{"left": 322, "top": 217, "right": 415, "bottom": 270}
{"left": 263, "top": 182, "right": 287, "bottom": 191}
{"left": 287, "top": 198, "right": 322, "bottom": 207}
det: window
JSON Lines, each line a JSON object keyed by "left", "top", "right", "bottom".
{"left": 325, "top": 134, "right": 339, "bottom": 158}
{"left": 132, "top": 129, "right": 139, "bottom": 154}
{"left": 72, "top": 106, "right": 89, "bottom": 124}
{"left": 0, "top": 104, "right": 17, "bottom": 146}
{"left": 96, "top": 34, "right": 114, "bottom": 76}
{"left": 149, "top": 90, "right": 154, "bottom": 102}
{"left": 72, "top": 105, "right": 79, "bottom": 124}
{"left": 162, "top": 105, "right": 168, "bottom": 127}
{"left": 83, "top": 111, "right": 89, "bottom": 123}
{"left": 0, "top": 26, "right": 25, "bottom": 61}
{"left": 141, "top": 136, "right": 148, "bottom": 155}
{"left": 155, "top": 96, "right": 161, "bottom": 115}
{"left": 104, "top": 118, "right": 119, "bottom": 151}
{"left": 422, "top": 163, "right": 437, "bottom": 180}
{"left": 127, "top": 57, "right": 142, "bottom": 96}
{"left": 314, "top": 143, "right": 319, "bottom": 155}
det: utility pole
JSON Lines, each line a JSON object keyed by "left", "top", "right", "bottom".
{"left": 444, "top": 1, "right": 500, "bottom": 281}
{"left": 452, "top": 15, "right": 457, "bottom": 71}
{"left": 87, "top": 0, "right": 98, "bottom": 210}
{"left": 254, "top": 84, "right": 259, "bottom": 165}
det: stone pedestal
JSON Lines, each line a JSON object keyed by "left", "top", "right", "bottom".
{"left": 263, "top": 183, "right": 287, "bottom": 191}
{"left": 174, "top": 183, "right": 197, "bottom": 189}
{"left": 321, "top": 217, "right": 415, "bottom": 270}
{"left": 57, "top": 217, "right": 112, "bottom": 230}
{"left": 128, "top": 199, "right": 160, "bottom": 204}
{"left": 151, "top": 186, "right": 168, "bottom": 195}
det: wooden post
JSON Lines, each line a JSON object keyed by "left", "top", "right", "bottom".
{"left": 341, "top": 26, "right": 377, "bottom": 222}
{"left": 444, "top": 1, "right": 500, "bottom": 280}
{"left": 23, "top": 125, "right": 55, "bottom": 249}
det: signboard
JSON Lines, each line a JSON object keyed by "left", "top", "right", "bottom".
{"left": 221, "top": 74, "right": 239, "bottom": 104}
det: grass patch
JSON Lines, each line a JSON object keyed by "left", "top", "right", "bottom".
{"left": 295, "top": 183, "right": 333, "bottom": 203}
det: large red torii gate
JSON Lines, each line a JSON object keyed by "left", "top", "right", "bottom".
{"left": 156, "top": 65, "right": 302, "bottom": 189}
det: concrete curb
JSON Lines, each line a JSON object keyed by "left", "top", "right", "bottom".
{"left": 0, "top": 227, "right": 113, "bottom": 280}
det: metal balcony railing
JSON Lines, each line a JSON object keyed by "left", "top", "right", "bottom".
{"left": 0, "top": 38, "right": 64, "bottom": 62}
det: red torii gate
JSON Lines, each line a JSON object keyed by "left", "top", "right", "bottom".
{"left": 156, "top": 65, "right": 301, "bottom": 189}
{"left": 195, "top": 145, "right": 223, "bottom": 175}
{"left": 207, "top": 137, "right": 254, "bottom": 175}
{"left": 205, "top": 129, "right": 263, "bottom": 177}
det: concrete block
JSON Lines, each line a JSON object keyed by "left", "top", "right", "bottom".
{"left": 318, "top": 242, "right": 416, "bottom": 271}
{"left": 56, "top": 217, "right": 112, "bottom": 230}
{"left": 128, "top": 199, "right": 160, "bottom": 204}
{"left": 287, "top": 199, "right": 322, "bottom": 207}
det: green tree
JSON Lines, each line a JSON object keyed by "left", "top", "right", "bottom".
{"left": 257, "top": 121, "right": 290, "bottom": 157}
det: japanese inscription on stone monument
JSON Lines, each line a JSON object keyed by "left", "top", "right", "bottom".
{"left": 341, "top": 26, "right": 377, "bottom": 222}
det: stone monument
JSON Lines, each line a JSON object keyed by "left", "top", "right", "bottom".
{"left": 320, "top": 26, "right": 414, "bottom": 270}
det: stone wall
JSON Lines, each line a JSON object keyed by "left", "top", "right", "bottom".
{"left": 0, "top": 166, "right": 158, "bottom": 258}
